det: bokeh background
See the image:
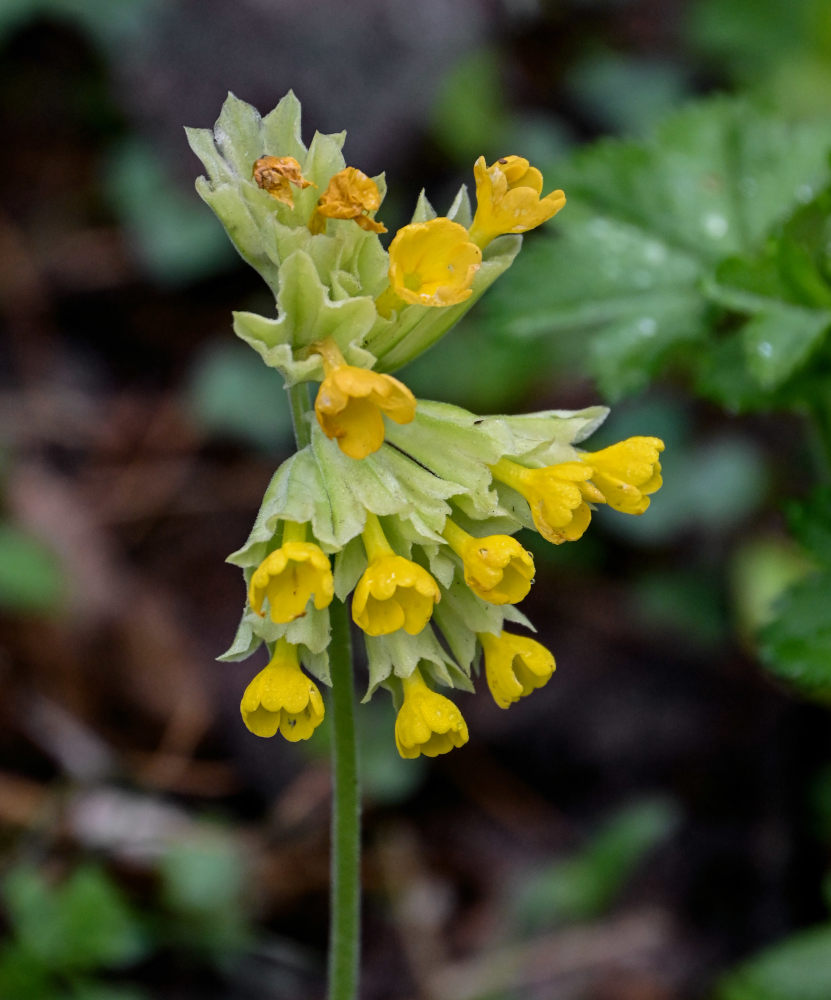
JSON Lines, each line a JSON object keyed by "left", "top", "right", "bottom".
{"left": 2, "top": 1, "right": 831, "bottom": 998}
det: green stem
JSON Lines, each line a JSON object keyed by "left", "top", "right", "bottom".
{"left": 327, "top": 598, "right": 361, "bottom": 1000}
{"left": 288, "top": 381, "right": 312, "bottom": 449}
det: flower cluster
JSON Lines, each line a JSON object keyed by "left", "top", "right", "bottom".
{"left": 188, "top": 93, "right": 664, "bottom": 758}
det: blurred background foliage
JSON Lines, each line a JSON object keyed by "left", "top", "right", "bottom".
{"left": 3, "top": 0, "right": 831, "bottom": 997}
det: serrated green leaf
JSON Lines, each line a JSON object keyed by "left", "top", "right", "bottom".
{"left": 716, "top": 922, "right": 831, "bottom": 1000}
{"left": 482, "top": 98, "right": 831, "bottom": 400}
{"left": 759, "top": 571, "right": 831, "bottom": 694}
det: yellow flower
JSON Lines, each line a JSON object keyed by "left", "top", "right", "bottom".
{"left": 491, "top": 456, "right": 605, "bottom": 545}
{"left": 309, "top": 167, "right": 387, "bottom": 234}
{"left": 394, "top": 669, "right": 469, "bottom": 758}
{"left": 352, "top": 513, "right": 441, "bottom": 636}
{"left": 313, "top": 339, "right": 415, "bottom": 460}
{"left": 469, "top": 155, "right": 566, "bottom": 248}
{"left": 479, "top": 631, "right": 556, "bottom": 709}
{"left": 580, "top": 437, "right": 665, "bottom": 515}
{"left": 240, "top": 639, "right": 325, "bottom": 740}
{"left": 248, "top": 522, "right": 334, "bottom": 624}
{"left": 442, "top": 518, "right": 534, "bottom": 605}
{"left": 386, "top": 217, "right": 482, "bottom": 308}
{"left": 252, "top": 155, "right": 314, "bottom": 207}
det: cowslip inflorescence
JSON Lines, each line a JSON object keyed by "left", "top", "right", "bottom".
{"left": 187, "top": 92, "right": 664, "bottom": 759}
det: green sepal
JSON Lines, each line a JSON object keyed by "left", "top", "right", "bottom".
{"left": 480, "top": 405, "right": 610, "bottom": 462}
{"left": 217, "top": 610, "right": 264, "bottom": 662}
{"left": 363, "top": 625, "right": 466, "bottom": 700}
{"left": 431, "top": 571, "right": 507, "bottom": 670}
{"left": 366, "top": 235, "right": 523, "bottom": 371}
{"left": 333, "top": 536, "right": 367, "bottom": 602}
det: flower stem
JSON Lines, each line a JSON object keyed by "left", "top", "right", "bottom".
{"left": 327, "top": 597, "right": 361, "bottom": 1000}
{"left": 288, "top": 381, "right": 312, "bottom": 449}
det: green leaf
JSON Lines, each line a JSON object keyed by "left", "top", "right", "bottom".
{"left": 759, "top": 571, "right": 831, "bottom": 695}
{"left": 2, "top": 866, "right": 147, "bottom": 974}
{"left": 513, "top": 798, "right": 679, "bottom": 931}
{"left": 716, "top": 922, "right": 831, "bottom": 1000}
{"left": 185, "top": 339, "right": 292, "bottom": 450}
{"left": 0, "top": 523, "right": 64, "bottom": 612}
{"left": 787, "top": 487, "right": 831, "bottom": 565}
{"left": 481, "top": 98, "right": 831, "bottom": 400}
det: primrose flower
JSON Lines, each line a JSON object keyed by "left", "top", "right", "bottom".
{"left": 394, "top": 669, "right": 469, "bottom": 758}
{"left": 385, "top": 218, "right": 482, "bottom": 309}
{"left": 313, "top": 339, "right": 416, "bottom": 459}
{"left": 479, "top": 631, "right": 556, "bottom": 709}
{"left": 240, "top": 639, "right": 325, "bottom": 740}
{"left": 248, "top": 522, "right": 334, "bottom": 624}
{"left": 310, "top": 166, "right": 386, "bottom": 234}
{"left": 491, "top": 456, "right": 605, "bottom": 545}
{"left": 252, "top": 155, "right": 314, "bottom": 207}
{"left": 352, "top": 513, "right": 440, "bottom": 636}
{"left": 469, "top": 155, "right": 566, "bottom": 248}
{"left": 442, "top": 518, "right": 534, "bottom": 605}
{"left": 580, "top": 437, "right": 665, "bottom": 515}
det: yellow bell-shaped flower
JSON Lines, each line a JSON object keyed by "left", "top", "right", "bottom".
{"left": 442, "top": 518, "right": 534, "bottom": 605}
{"left": 469, "top": 155, "right": 566, "bottom": 248}
{"left": 352, "top": 513, "right": 441, "bottom": 636}
{"left": 313, "top": 339, "right": 416, "bottom": 460}
{"left": 491, "top": 457, "right": 605, "bottom": 545}
{"left": 240, "top": 639, "right": 325, "bottom": 740}
{"left": 394, "top": 669, "right": 469, "bottom": 759}
{"left": 479, "top": 631, "right": 556, "bottom": 709}
{"left": 386, "top": 217, "right": 482, "bottom": 309}
{"left": 248, "top": 522, "right": 334, "bottom": 624}
{"left": 580, "top": 437, "right": 665, "bottom": 515}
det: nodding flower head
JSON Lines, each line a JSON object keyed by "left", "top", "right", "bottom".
{"left": 580, "top": 437, "right": 665, "bottom": 515}
{"left": 469, "top": 155, "right": 566, "bottom": 247}
{"left": 479, "top": 631, "right": 556, "bottom": 709}
{"left": 240, "top": 639, "right": 325, "bottom": 740}
{"left": 387, "top": 218, "right": 482, "bottom": 308}
{"left": 491, "top": 457, "right": 605, "bottom": 545}
{"left": 394, "top": 669, "right": 469, "bottom": 758}
{"left": 352, "top": 555, "right": 440, "bottom": 636}
{"left": 313, "top": 340, "right": 415, "bottom": 460}
{"left": 248, "top": 524, "right": 334, "bottom": 624}
{"left": 442, "top": 519, "right": 534, "bottom": 605}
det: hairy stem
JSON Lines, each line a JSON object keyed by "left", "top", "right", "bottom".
{"left": 327, "top": 598, "right": 361, "bottom": 1000}
{"left": 288, "top": 381, "right": 312, "bottom": 449}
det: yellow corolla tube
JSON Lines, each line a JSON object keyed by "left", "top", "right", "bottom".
{"left": 394, "top": 668, "right": 469, "bottom": 759}
{"left": 442, "top": 517, "right": 534, "bottom": 605}
{"left": 491, "top": 456, "right": 605, "bottom": 545}
{"left": 248, "top": 521, "right": 334, "bottom": 624}
{"left": 313, "top": 338, "right": 416, "bottom": 460}
{"left": 469, "top": 155, "right": 566, "bottom": 248}
{"left": 240, "top": 638, "right": 325, "bottom": 740}
{"left": 479, "top": 631, "right": 556, "bottom": 709}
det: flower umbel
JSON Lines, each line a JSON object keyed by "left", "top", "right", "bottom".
{"left": 313, "top": 339, "right": 416, "bottom": 459}
{"left": 580, "top": 437, "right": 665, "bottom": 514}
{"left": 385, "top": 217, "right": 482, "bottom": 309}
{"left": 248, "top": 521, "right": 334, "bottom": 623}
{"left": 469, "top": 155, "right": 566, "bottom": 248}
{"left": 252, "top": 155, "right": 314, "bottom": 207}
{"left": 394, "top": 668, "right": 469, "bottom": 758}
{"left": 240, "top": 638, "right": 325, "bottom": 740}
{"left": 492, "top": 457, "right": 605, "bottom": 544}
{"left": 479, "top": 631, "right": 556, "bottom": 709}
{"left": 442, "top": 518, "right": 534, "bottom": 605}
{"left": 352, "top": 514, "right": 440, "bottom": 636}
{"left": 310, "top": 166, "right": 386, "bottom": 234}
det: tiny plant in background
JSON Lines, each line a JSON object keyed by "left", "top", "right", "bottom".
{"left": 186, "top": 92, "right": 665, "bottom": 1000}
